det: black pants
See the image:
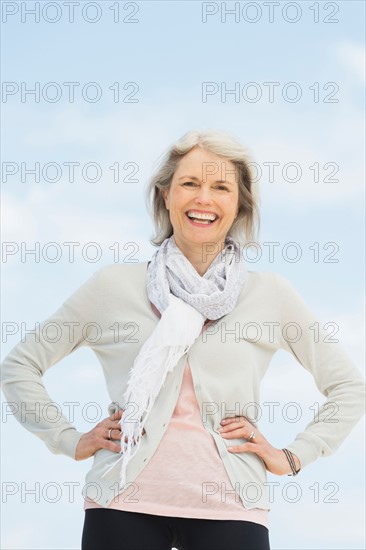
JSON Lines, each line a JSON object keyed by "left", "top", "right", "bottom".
{"left": 81, "top": 508, "right": 271, "bottom": 550}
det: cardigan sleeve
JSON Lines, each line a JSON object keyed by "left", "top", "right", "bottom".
{"left": 274, "top": 273, "right": 366, "bottom": 470}
{"left": 0, "top": 266, "right": 108, "bottom": 461}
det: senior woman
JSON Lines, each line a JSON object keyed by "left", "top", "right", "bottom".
{"left": 1, "top": 130, "right": 365, "bottom": 550}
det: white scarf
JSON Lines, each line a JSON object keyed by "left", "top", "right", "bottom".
{"left": 101, "top": 235, "right": 247, "bottom": 490}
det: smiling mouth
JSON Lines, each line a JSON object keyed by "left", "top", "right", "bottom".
{"left": 185, "top": 211, "right": 218, "bottom": 226}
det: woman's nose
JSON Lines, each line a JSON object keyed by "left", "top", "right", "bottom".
{"left": 194, "top": 186, "right": 213, "bottom": 203}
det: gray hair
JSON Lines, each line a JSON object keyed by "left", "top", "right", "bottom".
{"left": 145, "top": 129, "right": 261, "bottom": 247}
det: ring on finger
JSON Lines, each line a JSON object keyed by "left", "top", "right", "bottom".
{"left": 108, "top": 428, "right": 113, "bottom": 440}
{"left": 247, "top": 431, "right": 256, "bottom": 441}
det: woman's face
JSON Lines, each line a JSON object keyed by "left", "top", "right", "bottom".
{"left": 162, "top": 147, "right": 240, "bottom": 254}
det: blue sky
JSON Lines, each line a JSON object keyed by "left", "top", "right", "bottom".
{"left": 1, "top": 1, "right": 365, "bottom": 549}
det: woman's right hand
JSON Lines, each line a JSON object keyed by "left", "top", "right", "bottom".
{"left": 75, "top": 408, "right": 125, "bottom": 461}
{"left": 75, "top": 409, "right": 147, "bottom": 461}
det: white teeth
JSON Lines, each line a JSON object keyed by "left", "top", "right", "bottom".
{"left": 187, "top": 211, "right": 217, "bottom": 221}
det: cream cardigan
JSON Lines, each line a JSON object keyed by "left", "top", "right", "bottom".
{"left": 1, "top": 262, "right": 365, "bottom": 510}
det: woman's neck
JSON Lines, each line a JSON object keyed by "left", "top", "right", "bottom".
{"left": 173, "top": 237, "right": 225, "bottom": 276}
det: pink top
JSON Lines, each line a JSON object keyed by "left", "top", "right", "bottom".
{"left": 84, "top": 303, "right": 269, "bottom": 528}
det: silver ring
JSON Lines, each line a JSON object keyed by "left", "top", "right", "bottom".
{"left": 247, "top": 431, "right": 256, "bottom": 441}
{"left": 108, "top": 428, "right": 113, "bottom": 440}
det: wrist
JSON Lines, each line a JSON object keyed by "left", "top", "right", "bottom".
{"left": 291, "top": 452, "right": 301, "bottom": 472}
{"left": 282, "top": 448, "right": 301, "bottom": 476}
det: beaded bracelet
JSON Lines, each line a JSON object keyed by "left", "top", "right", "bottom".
{"left": 282, "top": 448, "right": 301, "bottom": 476}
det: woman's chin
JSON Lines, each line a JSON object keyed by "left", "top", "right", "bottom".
{"left": 178, "top": 232, "right": 225, "bottom": 249}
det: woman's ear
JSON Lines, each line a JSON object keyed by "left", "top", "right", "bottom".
{"left": 162, "top": 189, "right": 169, "bottom": 210}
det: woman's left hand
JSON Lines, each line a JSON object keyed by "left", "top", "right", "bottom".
{"left": 219, "top": 416, "right": 301, "bottom": 476}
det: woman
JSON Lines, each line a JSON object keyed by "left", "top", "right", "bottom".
{"left": 1, "top": 130, "right": 365, "bottom": 550}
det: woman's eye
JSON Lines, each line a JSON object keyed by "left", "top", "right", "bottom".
{"left": 182, "top": 182, "right": 228, "bottom": 191}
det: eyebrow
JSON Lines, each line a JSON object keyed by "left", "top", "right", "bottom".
{"left": 178, "top": 176, "right": 233, "bottom": 185}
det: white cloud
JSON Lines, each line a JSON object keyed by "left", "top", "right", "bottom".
{"left": 19, "top": 103, "right": 181, "bottom": 160}
{"left": 1, "top": 523, "right": 39, "bottom": 550}
{"left": 1, "top": 179, "right": 156, "bottom": 267}
{"left": 2, "top": 193, "right": 38, "bottom": 243}
{"left": 337, "top": 40, "right": 365, "bottom": 84}
{"left": 270, "top": 497, "right": 365, "bottom": 548}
